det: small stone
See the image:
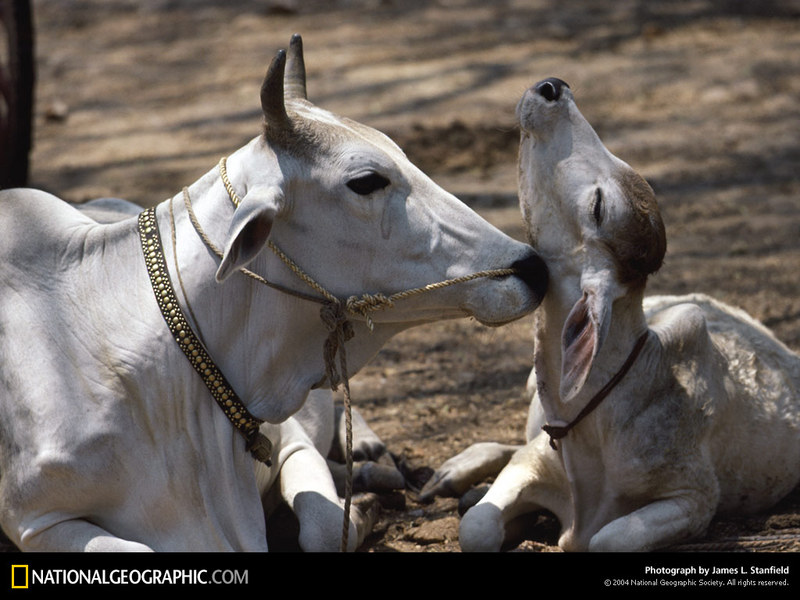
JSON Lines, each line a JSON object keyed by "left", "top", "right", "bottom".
{"left": 45, "top": 100, "right": 69, "bottom": 122}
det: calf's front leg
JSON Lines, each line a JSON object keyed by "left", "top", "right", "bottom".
{"left": 459, "top": 434, "right": 568, "bottom": 552}
{"left": 418, "top": 442, "right": 520, "bottom": 502}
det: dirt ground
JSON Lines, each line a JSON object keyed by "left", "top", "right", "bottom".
{"left": 20, "top": 0, "right": 800, "bottom": 553}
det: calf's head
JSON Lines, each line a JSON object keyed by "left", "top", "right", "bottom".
{"left": 217, "top": 36, "right": 547, "bottom": 332}
{"left": 517, "top": 78, "right": 665, "bottom": 401}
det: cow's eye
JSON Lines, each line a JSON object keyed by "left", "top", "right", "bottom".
{"left": 347, "top": 172, "right": 390, "bottom": 195}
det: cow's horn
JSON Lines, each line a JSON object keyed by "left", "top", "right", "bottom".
{"left": 285, "top": 34, "right": 307, "bottom": 100}
{"left": 261, "top": 49, "right": 290, "bottom": 129}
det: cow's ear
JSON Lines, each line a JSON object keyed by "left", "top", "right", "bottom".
{"left": 216, "top": 186, "right": 282, "bottom": 282}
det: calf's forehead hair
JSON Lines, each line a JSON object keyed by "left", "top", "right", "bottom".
{"left": 601, "top": 167, "right": 666, "bottom": 285}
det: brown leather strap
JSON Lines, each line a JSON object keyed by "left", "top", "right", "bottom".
{"left": 543, "top": 331, "right": 649, "bottom": 450}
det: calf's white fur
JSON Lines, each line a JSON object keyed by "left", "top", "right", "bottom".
{"left": 0, "top": 36, "right": 546, "bottom": 552}
{"left": 422, "top": 78, "right": 800, "bottom": 552}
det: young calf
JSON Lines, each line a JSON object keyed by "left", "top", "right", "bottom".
{"left": 422, "top": 78, "right": 800, "bottom": 552}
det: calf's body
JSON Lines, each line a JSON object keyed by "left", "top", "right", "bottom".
{"left": 422, "top": 78, "right": 800, "bottom": 552}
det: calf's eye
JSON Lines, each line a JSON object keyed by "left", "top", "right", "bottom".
{"left": 592, "top": 188, "right": 604, "bottom": 225}
{"left": 347, "top": 172, "right": 390, "bottom": 195}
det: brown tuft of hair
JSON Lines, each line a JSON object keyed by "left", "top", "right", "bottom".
{"left": 603, "top": 169, "right": 666, "bottom": 286}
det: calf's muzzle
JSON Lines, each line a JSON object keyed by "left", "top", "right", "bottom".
{"left": 535, "top": 78, "right": 570, "bottom": 102}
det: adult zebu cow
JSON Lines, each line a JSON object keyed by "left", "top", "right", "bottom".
{"left": 74, "top": 196, "right": 403, "bottom": 552}
{"left": 421, "top": 78, "right": 800, "bottom": 552}
{"left": 0, "top": 36, "right": 547, "bottom": 552}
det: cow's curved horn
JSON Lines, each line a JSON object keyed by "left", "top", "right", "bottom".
{"left": 261, "top": 49, "right": 290, "bottom": 129}
{"left": 285, "top": 34, "right": 307, "bottom": 100}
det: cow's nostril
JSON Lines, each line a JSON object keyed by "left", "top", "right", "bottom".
{"left": 534, "top": 78, "right": 569, "bottom": 102}
{"left": 511, "top": 252, "right": 549, "bottom": 306}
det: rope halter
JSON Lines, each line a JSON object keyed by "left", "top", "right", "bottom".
{"left": 180, "top": 156, "right": 524, "bottom": 551}
{"left": 218, "top": 156, "right": 518, "bottom": 330}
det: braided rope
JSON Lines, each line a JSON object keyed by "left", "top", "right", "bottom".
{"left": 219, "top": 156, "right": 240, "bottom": 213}
{"left": 344, "top": 269, "right": 517, "bottom": 329}
{"left": 262, "top": 239, "right": 339, "bottom": 305}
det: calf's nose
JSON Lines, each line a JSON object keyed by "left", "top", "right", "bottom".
{"left": 535, "top": 78, "right": 570, "bottom": 102}
{"left": 511, "top": 252, "right": 549, "bottom": 306}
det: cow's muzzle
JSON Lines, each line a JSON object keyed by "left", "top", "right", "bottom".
{"left": 511, "top": 252, "right": 549, "bottom": 307}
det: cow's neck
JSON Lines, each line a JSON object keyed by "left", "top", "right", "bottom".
{"left": 153, "top": 152, "right": 401, "bottom": 425}
{"left": 151, "top": 167, "right": 322, "bottom": 425}
{"left": 532, "top": 278, "right": 652, "bottom": 552}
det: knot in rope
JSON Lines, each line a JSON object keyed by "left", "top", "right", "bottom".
{"left": 320, "top": 301, "right": 355, "bottom": 391}
{"left": 542, "top": 423, "right": 570, "bottom": 450}
{"left": 345, "top": 293, "right": 395, "bottom": 330}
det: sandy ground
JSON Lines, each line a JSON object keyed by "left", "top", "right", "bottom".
{"left": 14, "top": 0, "right": 800, "bottom": 553}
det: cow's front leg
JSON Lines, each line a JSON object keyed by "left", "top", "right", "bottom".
{"left": 588, "top": 493, "right": 717, "bottom": 552}
{"left": 331, "top": 404, "right": 389, "bottom": 462}
{"left": 19, "top": 518, "right": 153, "bottom": 551}
{"left": 328, "top": 404, "right": 405, "bottom": 495}
{"left": 327, "top": 454, "right": 405, "bottom": 497}
{"left": 418, "top": 442, "right": 521, "bottom": 502}
{"left": 292, "top": 489, "right": 380, "bottom": 552}
{"left": 459, "top": 434, "right": 568, "bottom": 552}
{"left": 279, "top": 436, "right": 379, "bottom": 552}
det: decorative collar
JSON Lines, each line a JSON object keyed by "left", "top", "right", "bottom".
{"left": 138, "top": 208, "right": 273, "bottom": 466}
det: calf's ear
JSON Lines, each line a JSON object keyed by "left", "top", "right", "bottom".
{"left": 559, "top": 287, "right": 612, "bottom": 402}
{"left": 216, "top": 186, "right": 283, "bottom": 282}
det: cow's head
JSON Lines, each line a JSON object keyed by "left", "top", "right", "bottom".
{"left": 217, "top": 36, "right": 547, "bottom": 330}
{"left": 516, "top": 78, "right": 665, "bottom": 402}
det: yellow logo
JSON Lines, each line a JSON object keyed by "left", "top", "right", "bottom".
{"left": 11, "top": 565, "right": 28, "bottom": 589}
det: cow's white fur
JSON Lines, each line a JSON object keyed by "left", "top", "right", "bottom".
{"left": 79, "top": 197, "right": 403, "bottom": 476}
{"left": 0, "top": 37, "right": 546, "bottom": 552}
{"left": 421, "top": 78, "right": 800, "bottom": 552}
{"left": 31, "top": 201, "right": 397, "bottom": 553}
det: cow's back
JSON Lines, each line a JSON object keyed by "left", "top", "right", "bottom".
{"left": 0, "top": 188, "right": 97, "bottom": 259}
{"left": 0, "top": 188, "right": 137, "bottom": 496}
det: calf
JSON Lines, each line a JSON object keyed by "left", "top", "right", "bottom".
{"left": 0, "top": 35, "right": 547, "bottom": 551}
{"left": 422, "top": 78, "right": 800, "bottom": 552}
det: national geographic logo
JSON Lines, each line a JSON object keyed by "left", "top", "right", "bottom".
{"left": 7, "top": 564, "right": 248, "bottom": 587}
{"left": 10, "top": 565, "right": 28, "bottom": 589}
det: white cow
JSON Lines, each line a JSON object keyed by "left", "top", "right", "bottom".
{"left": 0, "top": 36, "right": 548, "bottom": 552}
{"left": 421, "top": 78, "right": 800, "bottom": 552}
{"left": 75, "top": 196, "right": 402, "bottom": 551}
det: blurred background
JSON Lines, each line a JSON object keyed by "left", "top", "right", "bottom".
{"left": 2, "top": 0, "right": 799, "bottom": 551}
